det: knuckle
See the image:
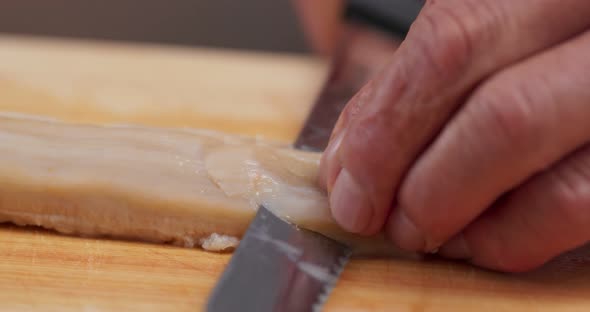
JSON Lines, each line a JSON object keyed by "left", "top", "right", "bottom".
{"left": 411, "top": 0, "right": 501, "bottom": 75}
{"left": 409, "top": 0, "right": 508, "bottom": 79}
{"left": 412, "top": 5, "right": 475, "bottom": 77}
{"left": 550, "top": 155, "right": 590, "bottom": 228}
{"left": 471, "top": 84, "right": 541, "bottom": 149}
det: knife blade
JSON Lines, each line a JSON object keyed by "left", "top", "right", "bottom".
{"left": 206, "top": 2, "right": 423, "bottom": 311}
{"left": 206, "top": 205, "right": 351, "bottom": 312}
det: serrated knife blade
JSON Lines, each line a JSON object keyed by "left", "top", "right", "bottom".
{"left": 206, "top": 1, "right": 423, "bottom": 311}
{"left": 206, "top": 205, "right": 352, "bottom": 312}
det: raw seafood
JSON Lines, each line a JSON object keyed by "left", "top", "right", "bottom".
{"left": 0, "top": 112, "right": 406, "bottom": 256}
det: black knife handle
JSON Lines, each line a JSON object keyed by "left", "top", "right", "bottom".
{"left": 344, "top": 0, "right": 425, "bottom": 38}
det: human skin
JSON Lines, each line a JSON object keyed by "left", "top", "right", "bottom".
{"left": 292, "top": 0, "right": 590, "bottom": 272}
{"left": 290, "top": 0, "right": 343, "bottom": 57}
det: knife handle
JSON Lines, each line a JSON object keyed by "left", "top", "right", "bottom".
{"left": 344, "top": 0, "right": 425, "bottom": 38}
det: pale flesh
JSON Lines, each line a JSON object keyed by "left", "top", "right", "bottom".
{"left": 0, "top": 113, "right": 407, "bottom": 256}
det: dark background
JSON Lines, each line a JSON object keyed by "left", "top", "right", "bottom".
{"left": 0, "top": 0, "right": 311, "bottom": 53}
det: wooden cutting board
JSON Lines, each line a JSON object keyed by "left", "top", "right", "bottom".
{"left": 0, "top": 35, "right": 589, "bottom": 312}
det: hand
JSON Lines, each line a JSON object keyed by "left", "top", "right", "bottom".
{"left": 319, "top": 0, "right": 590, "bottom": 272}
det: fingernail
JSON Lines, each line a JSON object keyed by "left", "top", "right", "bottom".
{"left": 320, "top": 129, "right": 345, "bottom": 193}
{"left": 439, "top": 234, "right": 471, "bottom": 259}
{"left": 329, "top": 168, "right": 372, "bottom": 234}
{"left": 387, "top": 208, "right": 426, "bottom": 252}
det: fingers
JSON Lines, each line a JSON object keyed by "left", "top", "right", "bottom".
{"left": 439, "top": 143, "right": 590, "bottom": 272}
{"left": 320, "top": 0, "right": 590, "bottom": 236}
{"left": 392, "top": 30, "right": 590, "bottom": 252}
{"left": 290, "top": 0, "right": 344, "bottom": 56}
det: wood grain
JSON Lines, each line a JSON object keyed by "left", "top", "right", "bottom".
{"left": 2, "top": 225, "right": 589, "bottom": 312}
{"left": 1, "top": 35, "right": 589, "bottom": 312}
{"left": 0, "top": 34, "right": 327, "bottom": 142}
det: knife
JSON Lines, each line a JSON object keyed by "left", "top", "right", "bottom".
{"left": 295, "top": 0, "right": 425, "bottom": 152}
{"left": 206, "top": 1, "right": 423, "bottom": 311}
